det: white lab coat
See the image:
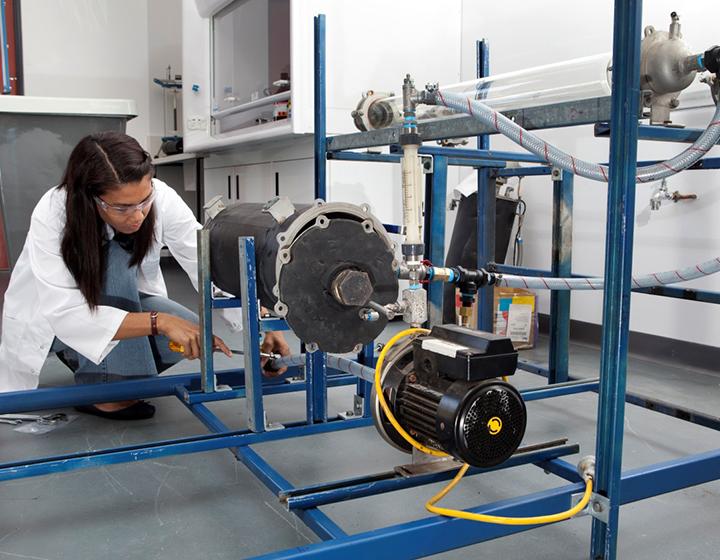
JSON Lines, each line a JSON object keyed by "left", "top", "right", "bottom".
{"left": 0, "top": 178, "right": 239, "bottom": 393}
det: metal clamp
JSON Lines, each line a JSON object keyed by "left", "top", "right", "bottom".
{"left": 421, "top": 155, "right": 434, "bottom": 174}
{"left": 263, "top": 411, "right": 285, "bottom": 432}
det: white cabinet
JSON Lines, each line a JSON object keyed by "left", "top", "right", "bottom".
{"left": 203, "top": 154, "right": 315, "bottom": 206}
{"left": 182, "top": 0, "right": 463, "bottom": 151}
{"left": 273, "top": 159, "right": 314, "bottom": 203}
{"left": 204, "top": 164, "right": 275, "bottom": 203}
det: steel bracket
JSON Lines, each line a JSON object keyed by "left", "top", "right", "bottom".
{"left": 421, "top": 155, "right": 434, "bottom": 174}
{"left": 570, "top": 492, "right": 590, "bottom": 517}
{"left": 263, "top": 411, "right": 285, "bottom": 432}
{"left": 551, "top": 166, "right": 563, "bottom": 181}
{"left": 588, "top": 492, "right": 610, "bottom": 524}
{"left": 339, "top": 394, "right": 365, "bottom": 420}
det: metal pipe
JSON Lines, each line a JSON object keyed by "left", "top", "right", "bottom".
{"left": 211, "top": 90, "right": 291, "bottom": 120}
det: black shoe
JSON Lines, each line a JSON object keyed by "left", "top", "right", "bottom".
{"left": 75, "top": 401, "right": 156, "bottom": 420}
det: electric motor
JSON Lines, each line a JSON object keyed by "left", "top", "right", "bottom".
{"left": 206, "top": 197, "right": 399, "bottom": 353}
{"left": 373, "top": 325, "right": 527, "bottom": 468}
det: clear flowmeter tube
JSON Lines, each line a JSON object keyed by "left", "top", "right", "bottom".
{"left": 357, "top": 54, "right": 612, "bottom": 131}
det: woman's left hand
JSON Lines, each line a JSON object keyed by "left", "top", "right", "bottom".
{"left": 260, "top": 331, "right": 291, "bottom": 377}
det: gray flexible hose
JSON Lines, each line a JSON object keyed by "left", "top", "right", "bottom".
{"left": 269, "top": 354, "right": 375, "bottom": 384}
{"left": 494, "top": 256, "right": 720, "bottom": 290}
{"left": 437, "top": 91, "right": 720, "bottom": 183}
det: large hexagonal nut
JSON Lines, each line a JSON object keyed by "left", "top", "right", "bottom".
{"left": 331, "top": 269, "right": 374, "bottom": 307}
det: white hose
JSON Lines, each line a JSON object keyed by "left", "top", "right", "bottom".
{"left": 495, "top": 256, "right": 720, "bottom": 290}
{"left": 436, "top": 91, "right": 720, "bottom": 183}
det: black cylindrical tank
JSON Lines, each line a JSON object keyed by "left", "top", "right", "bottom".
{"left": 206, "top": 198, "right": 399, "bottom": 353}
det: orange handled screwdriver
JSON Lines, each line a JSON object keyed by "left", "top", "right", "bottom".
{"left": 168, "top": 341, "right": 280, "bottom": 360}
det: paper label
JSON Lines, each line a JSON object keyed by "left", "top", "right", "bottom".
{"left": 507, "top": 303, "right": 533, "bottom": 343}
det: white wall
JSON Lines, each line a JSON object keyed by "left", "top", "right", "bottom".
{"left": 21, "top": 0, "right": 182, "bottom": 150}
{"left": 147, "top": 0, "right": 184, "bottom": 152}
{"left": 460, "top": 0, "right": 720, "bottom": 346}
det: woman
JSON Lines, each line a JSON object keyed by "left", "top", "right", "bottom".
{"left": 0, "top": 131, "right": 289, "bottom": 419}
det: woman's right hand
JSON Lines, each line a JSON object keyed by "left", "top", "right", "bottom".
{"left": 158, "top": 313, "right": 231, "bottom": 359}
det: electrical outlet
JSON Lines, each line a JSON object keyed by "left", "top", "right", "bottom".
{"left": 186, "top": 116, "right": 207, "bottom": 131}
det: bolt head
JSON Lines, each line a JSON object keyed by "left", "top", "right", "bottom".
{"left": 332, "top": 269, "right": 374, "bottom": 307}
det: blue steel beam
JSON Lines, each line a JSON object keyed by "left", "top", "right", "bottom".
{"left": 394, "top": 145, "right": 542, "bottom": 163}
{"left": 476, "top": 167, "right": 495, "bottom": 331}
{"left": 282, "top": 443, "right": 580, "bottom": 511}
{"left": 592, "top": 1, "right": 643, "bottom": 556}
{"left": 177, "top": 373, "right": 356, "bottom": 405}
{"left": 548, "top": 170, "right": 573, "bottom": 384}
{"left": 520, "top": 360, "right": 720, "bottom": 432}
{"left": 239, "top": 237, "right": 265, "bottom": 432}
{"left": 517, "top": 359, "right": 551, "bottom": 377}
{"left": 496, "top": 166, "right": 553, "bottom": 177}
{"left": 0, "top": 0, "right": 10, "bottom": 94}
{"left": 313, "top": 14, "right": 326, "bottom": 200}
{"left": 198, "top": 229, "right": 215, "bottom": 392}
{"left": 306, "top": 350, "right": 328, "bottom": 423}
{"left": 306, "top": 13, "right": 328, "bottom": 426}
{"left": 211, "top": 297, "right": 242, "bottom": 308}
{"left": 186, "top": 402, "right": 347, "bottom": 541}
{"left": 521, "top": 379, "right": 599, "bottom": 402}
{"left": 475, "top": 40, "right": 492, "bottom": 331}
{"left": 327, "top": 150, "right": 505, "bottom": 168}
{"left": 356, "top": 344, "right": 375, "bottom": 418}
{"left": 252, "top": 446, "right": 720, "bottom": 560}
{"left": 427, "top": 155, "right": 448, "bottom": 326}
{"left": 594, "top": 121, "right": 720, "bottom": 145}
{"left": 477, "top": 38, "right": 490, "bottom": 151}
{"left": 631, "top": 285, "right": 720, "bottom": 304}
{"left": 445, "top": 157, "right": 504, "bottom": 168}
{"left": 0, "top": 369, "right": 249, "bottom": 414}
{"left": 327, "top": 151, "right": 400, "bottom": 164}
{"left": 0, "top": 416, "right": 373, "bottom": 482}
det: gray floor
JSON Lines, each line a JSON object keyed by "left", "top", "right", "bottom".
{"left": 1, "top": 261, "right": 720, "bottom": 559}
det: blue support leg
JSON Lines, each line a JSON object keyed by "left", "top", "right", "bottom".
{"left": 357, "top": 343, "right": 375, "bottom": 417}
{"left": 476, "top": 39, "right": 490, "bottom": 151}
{"left": 239, "top": 236, "right": 265, "bottom": 433}
{"left": 198, "top": 229, "right": 216, "bottom": 392}
{"left": 314, "top": 14, "right": 326, "bottom": 201}
{"left": 476, "top": 167, "right": 495, "bottom": 332}
{"left": 475, "top": 39, "right": 493, "bottom": 332}
{"left": 306, "top": 351, "right": 328, "bottom": 424}
{"left": 427, "top": 155, "right": 448, "bottom": 327}
{"left": 548, "top": 170, "right": 574, "bottom": 384}
{"left": 591, "top": 1, "right": 642, "bottom": 558}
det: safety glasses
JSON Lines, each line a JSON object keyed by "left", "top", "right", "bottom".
{"left": 95, "top": 185, "right": 156, "bottom": 215}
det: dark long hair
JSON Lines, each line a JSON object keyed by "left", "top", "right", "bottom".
{"left": 59, "top": 131, "right": 155, "bottom": 309}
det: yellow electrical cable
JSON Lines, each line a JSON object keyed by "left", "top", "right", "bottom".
{"left": 375, "top": 327, "right": 594, "bottom": 525}
{"left": 426, "top": 463, "right": 593, "bottom": 525}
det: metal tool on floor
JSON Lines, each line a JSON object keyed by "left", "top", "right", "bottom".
{"left": 0, "top": 413, "right": 68, "bottom": 426}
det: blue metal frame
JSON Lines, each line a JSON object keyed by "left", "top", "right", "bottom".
{"left": 0, "top": 0, "right": 10, "bottom": 94}
{"left": 548, "top": 170, "right": 573, "bottom": 384}
{"left": 591, "top": 3, "right": 642, "bottom": 556}
{"left": 3, "top": 7, "right": 720, "bottom": 560}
